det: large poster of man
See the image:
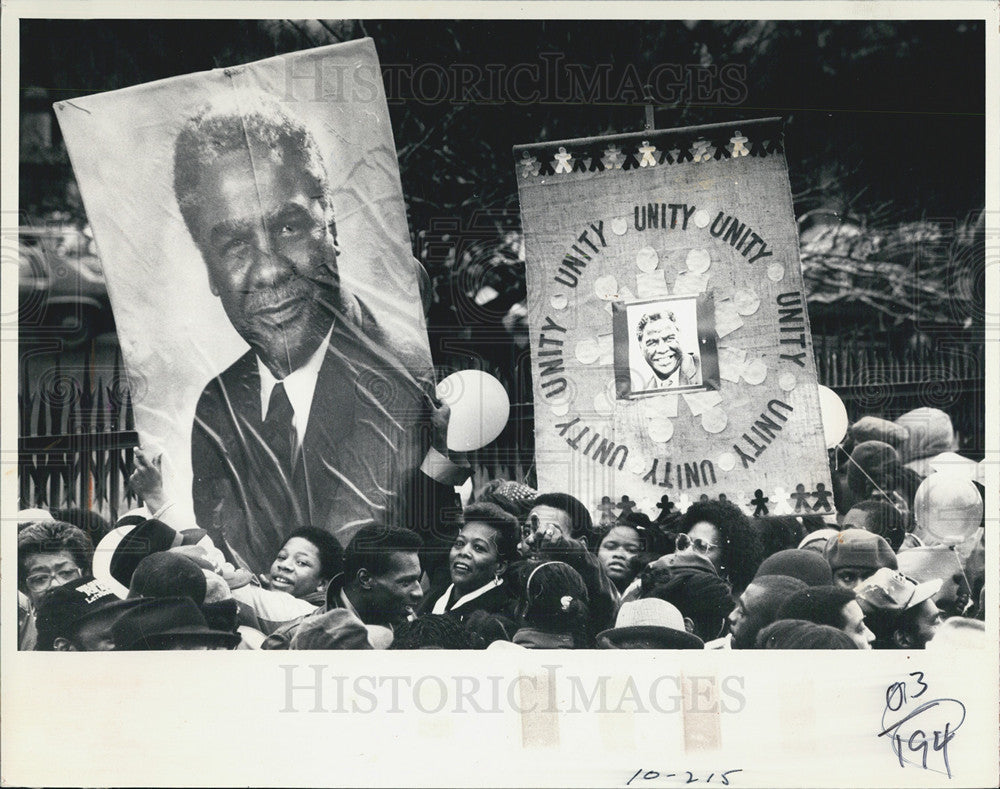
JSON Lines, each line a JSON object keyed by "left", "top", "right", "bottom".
{"left": 55, "top": 40, "right": 436, "bottom": 573}
{"left": 515, "top": 119, "right": 833, "bottom": 517}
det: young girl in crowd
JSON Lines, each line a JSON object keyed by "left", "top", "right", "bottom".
{"left": 508, "top": 560, "right": 592, "bottom": 649}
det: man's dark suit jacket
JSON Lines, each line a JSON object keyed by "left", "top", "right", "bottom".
{"left": 191, "top": 300, "right": 460, "bottom": 575}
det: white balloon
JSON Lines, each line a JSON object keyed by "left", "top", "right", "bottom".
{"left": 817, "top": 385, "right": 848, "bottom": 448}
{"left": 436, "top": 370, "right": 510, "bottom": 452}
{"left": 913, "top": 472, "right": 983, "bottom": 546}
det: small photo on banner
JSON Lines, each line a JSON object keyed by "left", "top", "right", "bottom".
{"left": 612, "top": 293, "right": 720, "bottom": 398}
{"left": 514, "top": 119, "right": 833, "bottom": 521}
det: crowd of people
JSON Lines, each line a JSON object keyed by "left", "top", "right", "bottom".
{"left": 17, "top": 405, "right": 985, "bottom": 652}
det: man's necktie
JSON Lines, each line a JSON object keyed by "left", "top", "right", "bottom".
{"left": 263, "top": 381, "right": 296, "bottom": 474}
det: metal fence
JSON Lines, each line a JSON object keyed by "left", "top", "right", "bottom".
{"left": 17, "top": 329, "right": 984, "bottom": 519}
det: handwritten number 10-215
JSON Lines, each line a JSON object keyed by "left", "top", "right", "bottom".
{"left": 626, "top": 769, "right": 743, "bottom": 786}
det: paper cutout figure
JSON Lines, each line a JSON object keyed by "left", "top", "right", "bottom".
{"left": 601, "top": 145, "right": 624, "bottom": 170}
{"left": 793, "top": 483, "right": 812, "bottom": 513}
{"left": 654, "top": 495, "right": 676, "bottom": 522}
{"left": 811, "top": 483, "right": 833, "bottom": 512}
{"left": 728, "top": 131, "right": 751, "bottom": 157}
{"left": 597, "top": 495, "right": 617, "bottom": 526}
{"left": 553, "top": 146, "right": 573, "bottom": 174}
{"left": 750, "top": 489, "right": 769, "bottom": 517}
{"left": 691, "top": 139, "right": 716, "bottom": 162}
{"left": 520, "top": 151, "right": 541, "bottom": 178}
{"left": 616, "top": 495, "right": 637, "bottom": 518}
{"left": 638, "top": 140, "right": 658, "bottom": 167}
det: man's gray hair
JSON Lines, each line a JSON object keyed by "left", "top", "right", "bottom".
{"left": 636, "top": 310, "right": 678, "bottom": 343}
{"left": 172, "top": 88, "right": 334, "bottom": 242}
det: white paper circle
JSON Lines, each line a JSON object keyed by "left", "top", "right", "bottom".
{"left": 686, "top": 248, "right": 712, "bottom": 274}
{"left": 693, "top": 209, "right": 711, "bottom": 228}
{"left": 594, "top": 275, "right": 619, "bottom": 300}
{"left": 436, "top": 370, "right": 510, "bottom": 452}
{"left": 593, "top": 392, "right": 614, "bottom": 414}
{"left": 550, "top": 294, "right": 568, "bottom": 310}
{"left": 743, "top": 359, "right": 768, "bottom": 385}
{"left": 550, "top": 401, "right": 569, "bottom": 416}
{"left": 733, "top": 289, "right": 760, "bottom": 315}
{"left": 778, "top": 372, "right": 797, "bottom": 391}
{"left": 701, "top": 407, "right": 728, "bottom": 434}
{"left": 647, "top": 417, "right": 674, "bottom": 443}
{"left": 628, "top": 455, "right": 648, "bottom": 475}
{"left": 575, "top": 338, "right": 601, "bottom": 364}
{"left": 636, "top": 247, "right": 659, "bottom": 272}
{"left": 718, "top": 452, "right": 737, "bottom": 472}
{"left": 767, "top": 263, "right": 785, "bottom": 282}
{"left": 611, "top": 217, "right": 628, "bottom": 235}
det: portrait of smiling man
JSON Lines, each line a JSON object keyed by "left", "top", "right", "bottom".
{"left": 172, "top": 87, "right": 456, "bottom": 575}
{"left": 635, "top": 308, "right": 701, "bottom": 390}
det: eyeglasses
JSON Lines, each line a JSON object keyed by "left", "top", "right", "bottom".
{"left": 676, "top": 533, "right": 717, "bottom": 554}
{"left": 24, "top": 567, "right": 82, "bottom": 593}
{"left": 525, "top": 514, "right": 563, "bottom": 537}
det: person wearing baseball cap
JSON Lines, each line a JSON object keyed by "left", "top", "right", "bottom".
{"left": 34, "top": 577, "right": 141, "bottom": 651}
{"left": 855, "top": 568, "right": 943, "bottom": 649}
{"left": 824, "top": 528, "right": 898, "bottom": 591}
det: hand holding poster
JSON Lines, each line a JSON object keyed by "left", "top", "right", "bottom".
{"left": 516, "top": 119, "right": 832, "bottom": 520}
{"left": 55, "top": 40, "right": 438, "bottom": 574}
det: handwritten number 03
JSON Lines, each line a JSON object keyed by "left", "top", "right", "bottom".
{"left": 886, "top": 672, "right": 928, "bottom": 711}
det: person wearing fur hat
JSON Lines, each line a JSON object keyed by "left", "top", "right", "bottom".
{"left": 824, "top": 528, "right": 898, "bottom": 591}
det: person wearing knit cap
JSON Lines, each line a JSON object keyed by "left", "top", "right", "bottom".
{"left": 896, "top": 545, "right": 971, "bottom": 618}
{"left": 843, "top": 499, "right": 908, "bottom": 552}
{"left": 127, "top": 552, "right": 208, "bottom": 606}
{"left": 756, "top": 619, "right": 859, "bottom": 649}
{"left": 727, "top": 575, "right": 808, "bottom": 649}
{"left": 776, "top": 585, "right": 875, "bottom": 649}
{"left": 754, "top": 549, "right": 833, "bottom": 587}
{"left": 799, "top": 528, "right": 841, "bottom": 555}
{"left": 597, "top": 598, "right": 704, "bottom": 649}
{"left": 848, "top": 416, "right": 909, "bottom": 453}
{"left": 894, "top": 407, "right": 958, "bottom": 477}
{"left": 855, "top": 568, "right": 943, "bottom": 649}
{"left": 846, "top": 441, "right": 921, "bottom": 516}
{"left": 477, "top": 479, "right": 538, "bottom": 521}
{"left": 824, "top": 528, "right": 897, "bottom": 591}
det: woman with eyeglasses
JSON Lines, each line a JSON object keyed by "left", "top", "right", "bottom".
{"left": 17, "top": 519, "right": 94, "bottom": 651}
{"left": 679, "top": 500, "right": 765, "bottom": 596}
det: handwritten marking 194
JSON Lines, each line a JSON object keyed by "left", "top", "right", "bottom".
{"left": 877, "top": 671, "right": 965, "bottom": 779}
